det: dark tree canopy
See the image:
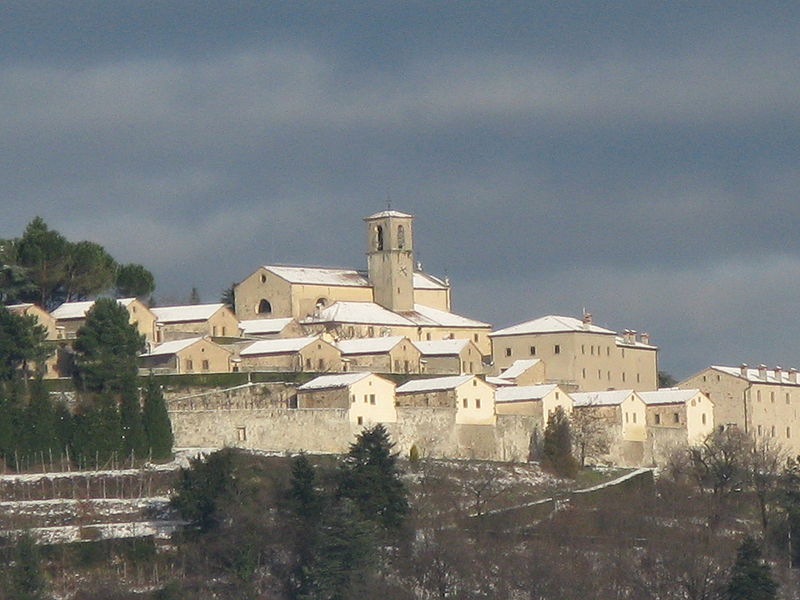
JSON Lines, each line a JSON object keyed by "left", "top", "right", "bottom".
{"left": 15, "top": 216, "right": 70, "bottom": 308}
{"left": 542, "top": 406, "right": 578, "bottom": 478}
{"left": 171, "top": 448, "right": 237, "bottom": 532}
{"left": 72, "top": 297, "right": 144, "bottom": 394}
{"left": 115, "top": 263, "right": 155, "bottom": 300}
{"left": 142, "top": 376, "right": 174, "bottom": 461}
{"left": 726, "top": 536, "right": 778, "bottom": 600}
{"left": 338, "top": 424, "right": 409, "bottom": 530}
{"left": 63, "top": 240, "right": 117, "bottom": 302}
{"left": 0, "top": 304, "right": 49, "bottom": 381}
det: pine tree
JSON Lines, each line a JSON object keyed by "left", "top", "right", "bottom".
{"left": 189, "top": 287, "right": 201, "bottom": 305}
{"left": 289, "top": 454, "right": 322, "bottom": 524}
{"left": 171, "top": 449, "right": 236, "bottom": 532}
{"left": 726, "top": 536, "right": 778, "bottom": 600}
{"left": 298, "top": 498, "right": 376, "bottom": 600}
{"left": 142, "top": 376, "right": 173, "bottom": 461}
{"left": 22, "top": 376, "right": 59, "bottom": 461}
{"left": 542, "top": 406, "right": 578, "bottom": 478}
{"left": 71, "top": 392, "right": 121, "bottom": 468}
{"left": 337, "top": 424, "right": 408, "bottom": 530}
{"left": 72, "top": 297, "right": 144, "bottom": 394}
{"left": 120, "top": 388, "right": 146, "bottom": 459}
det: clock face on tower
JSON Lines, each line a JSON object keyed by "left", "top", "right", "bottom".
{"left": 400, "top": 266, "right": 408, "bottom": 276}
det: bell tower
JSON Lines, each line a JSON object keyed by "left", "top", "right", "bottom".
{"left": 365, "top": 210, "right": 415, "bottom": 312}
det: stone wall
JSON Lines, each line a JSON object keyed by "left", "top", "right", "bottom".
{"left": 165, "top": 382, "right": 298, "bottom": 410}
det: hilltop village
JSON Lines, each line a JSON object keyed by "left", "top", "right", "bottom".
{"left": 7, "top": 210, "right": 795, "bottom": 466}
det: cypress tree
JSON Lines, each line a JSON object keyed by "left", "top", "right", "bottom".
{"left": 142, "top": 376, "right": 173, "bottom": 461}
{"left": 71, "top": 392, "right": 121, "bottom": 468}
{"left": 8, "top": 532, "right": 47, "bottom": 600}
{"left": 542, "top": 406, "right": 578, "bottom": 478}
{"left": 337, "top": 424, "right": 408, "bottom": 530}
{"left": 23, "top": 376, "right": 59, "bottom": 462}
{"left": 726, "top": 536, "right": 778, "bottom": 600}
{"left": 120, "top": 388, "right": 146, "bottom": 459}
{"left": 289, "top": 454, "right": 322, "bottom": 524}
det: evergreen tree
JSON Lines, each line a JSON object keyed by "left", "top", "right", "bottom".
{"left": 142, "top": 376, "right": 173, "bottom": 461}
{"left": 726, "top": 536, "right": 778, "bottom": 600}
{"left": 0, "top": 305, "right": 49, "bottom": 382}
{"left": 289, "top": 454, "right": 323, "bottom": 524}
{"left": 542, "top": 406, "right": 578, "bottom": 478}
{"left": 115, "top": 263, "right": 155, "bottom": 300}
{"left": 71, "top": 393, "right": 121, "bottom": 468}
{"left": 53, "top": 400, "right": 73, "bottom": 457}
{"left": 72, "top": 297, "right": 144, "bottom": 394}
{"left": 220, "top": 283, "right": 235, "bottom": 308}
{"left": 7, "top": 532, "right": 47, "bottom": 600}
{"left": 120, "top": 388, "right": 146, "bottom": 459}
{"left": 189, "top": 287, "right": 201, "bottom": 305}
{"left": 171, "top": 449, "right": 236, "bottom": 532}
{"left": 62, "top": 240, "right": 117, "bottom": 302}
{"left": 298, "top": 498, "right": 376, "bottom": 600}
{"left": 337, "top": 424, "right": 408, "bottom": 530}
{"left": 14, "top": 216, "right": 69, "bottom": 308}
{"left": 22, "top": 376, "right": 59, "bottom": 460}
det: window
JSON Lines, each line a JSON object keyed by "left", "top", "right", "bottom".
{"left": 758, "top": 425, "right": 763, "bottom": 436}
{"left": 260, "top": 274, "right": 267, "bottom": 283}
{"left": 582, "top": 368, "right": 586, "bottom": 378}
{"left": 771, "top": 391, "right": 775, "bottom": 403}
{"left": 395, "top": 360, "right": 401, "bottom": 371}
{"left": 622, "top": 372, "right": 626, "bottom": 382}
{"left": 625, "top": 412, "right": 629, "bottom": 423}
{"left": 590, "top": 346, "right": 594, "bottom": 356}
{"left": 364, "top": 395, "right": 368, "bottom": 403}
{"left": 673, "top": 413, "right": 679, "bottom": 424}
{"left": 655, "top": 414, "right": 661, "bottom": 425}
{"left": 257, "top": 299, "right": 272, "bottom": 315}
{"left": 606, "top": 347, "right": 610, "bottom": 356}
{"left": 305, "top": 358, "right": 312, "bottom": 369}
{"left": 469, "top": 362, "right": 474, "bottom": 372}
{"left": 476, "top": 399, "right": 481, "bottom": 409}
{"left": 185, "top": 359, "right": 193, "bottom": 372}
{"left": 757, "top": 390, "right": 761, "bottom": 401}
{"left": 318, "top": 359, "right": 324, "bottom": 370}
{"left": 368, "top": 327, "right": 374, "bottom": 336}
{"left": 554, "top": 344, "right": 560, "bottom": 354}
{"left": 530, "top": 346, "right": 536, "bottom": 355}
{"left": 351, "top": 394, "right": 356, "bottom": 403}
{"left": 370, "top": 394, "right": 376, "bottom": 405}
{"left": 505, "top": 348, "right": 512, "bottom": 357}
{"left": 222, "top": 327, "right": 226, "bottom": 336}
{"left": 427, "top": 332, "right": 432, "bottom": 340}
{"left": 376, "top": 225, "right": 384, "bottom": 250}
{"left": 316, "top": 297, "right": 328, "bottom": 308}
{"left": 236, "top": 426, "right": 247, "bottom": 442}
{"left": 787, "top": 393, "right": 791, "bottom": 404}
{"left": 581, "top": 345, "right": 585, "bottom": 354}
{"left": 607, "top": 371, "right": 611, "bottom": 380}
{"left": 357, "top": 416, "right": 363, "bottom": 425}
{"left": 555, "top": 392, "right": 560, "bottom": 399}
{"left": 597, "top": 370, "right": 601, "bottom": 379}
{"left": 637, "top": 374, "right": 640, "bottom": 383}
{"left": 702, "top": 413, "right": 707, "bottom": 425}
{"left": 473, "top": 379, "right": 477, "bottom": 386}
{"left": 463, "top": 398, "right": 468, "bottom": 408}
{"left": 397, "top": 225, "right": 406, "bottom": 249}
{"left": 202, "top": 359, "right": 209, "bottom": 371}
{"left": 473, "top": 334, "right": 479, "bottom": 342}
{"left": 632, "top": 413, "right": 637, "bottom": 423}
{"left": 772, "top": 425, "right": 776, "bottom": 437}
{"left": 212, "top": 326, "right": 217, "bottom": 336}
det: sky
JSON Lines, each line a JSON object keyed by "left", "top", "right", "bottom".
{"left": 2, "top": 2, "right": 800, "bottom": 379}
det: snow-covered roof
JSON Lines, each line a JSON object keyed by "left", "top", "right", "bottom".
{"left": 51, "top": 298, "right": 139, "bottom": 320}
{"left": 151, "top": 303, "right": 227, "bottom": 324}
{"left": 364, "top": 209, "right": 413, "bottom": 220}
{"left": 5, "top": 303, "right": 34, "bottom": 314}
{"left": 498, "top": 359, "right": 541, "bottom": 380}
{"left": 412, "top": 339, "right": 470, "bottom": 356}
{"left": 261, "top": 264, "right": 447, "bottom": 290}
{"left": 402, "top": 304, "right": 490, "bottom": 329}
{"left": 336, "top": 336, "right": 407, "bottom": 355}
{"left": 711, "top": 365, "right": 800, "bottom": 386}
{"left": 638, "top": 388, "right": 703, "bottom": 406}
{"left": 141, "top": 337, "right": 205, "bottom": 357}
{"left": 496, "top": 384, "right": 560, "bottom": 403}
{"left": 572, "top": 389, "right": 637, "bottom": 407}
{"left": 490, "top": 315, "right": 616, "bottom": 337}
{"left": 298, "top": 372, "right": 375, "bottom": 391}
{"left": 396, "top": 375, "right": 476, "bottom": 394}
{"left": 304, "top": 301, "right": 414, "bottom": 326}
{"left": 486, "top": 376, "right": 515, "bottom": 387}
{"left": 615, "top": 336, "right": 658, "bottom": 350}
{"left": 239, "top": 317, "right": 294, "bottom": 336}
{"left": 240, "top": 337, "right": 322, "bottom": 356}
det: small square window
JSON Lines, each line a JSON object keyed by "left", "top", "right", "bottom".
{"left": 530, "top": 346, "right": 536, "bottom": 355}
{"left": 463, "top": 398, "right": 468, "bottom": 408}
{"left": 655, "top": 414, "right": 661, "bottom": 425}
{"left": 505, "top": 348, "right": 512, "bottom": 357}
{"left": 476, "top": 399, "right": 481, "bottom": 409}
{"left": 554, "top": 345, "right": 560, "bottom": 354}
{"left": 370, "top": 394, "right": 376, "bottom": 405}
{"left": 236, "top": 426, "right": 247, "bottom": 442}
{"left": 357, "top": 416, "right": 363, "bottom": 425}
{"left": 673, "top": 413, "right": 679, "bottom": 424}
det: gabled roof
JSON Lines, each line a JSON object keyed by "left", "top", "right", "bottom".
{"left": 298, "top": 372, "right": 376, "bottom": 391}
{"left": 5, "top": 303, "right": 34, "bottom": 315}
{"left": 141, "top": 337, "right": 207, "bottom": 357}
{"left": 498, "top": 359, "right": 541, "bottom": 380}
{"left": 396, "top": 375, "right": 477, "bottom": 394}
{"left": 336, "top": 336, "right": 407, "bottom": 355}
{"left": 364, "top": 209, "right": 413, "bottom": 220}
{"left": 240, "top": 337, "right": 324, "bottom": 356}
{"left": 496, "top": 384, "right": 561, "bottom": 403}
{"left": 51, "top": 298, "right": 139, "bottom": 320}
{"left": 710, "top": 365, "right": 800, "bottom": 386}
{"left": 151, "top": 303, "right": 227, "bottom": 324}
{"left": 639, "top": 388, "right": 703, "bottom": 406}
{"left": 572, "top": 389, "right": 637, "bottom": 407}
{"left": 239, "top": 317, "right": 294, "bottom": 336}
{"left": 412, "top": 339, "right": 470, "bottom": 356}
{"left": 486, "top": 376, "right": 516, "bottom": 387}
{"left": 259, "top": 265, "right": 447, "bottom": 290}
{"left": 402, "top": 304, "right": 490, "bottom": 329}
{"left": 490, "top": 315, "right": 616, "bottom": 337}
{"left": 305, "top": 301, "right": 413, "bottom": 326}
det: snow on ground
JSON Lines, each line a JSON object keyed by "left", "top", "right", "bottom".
{"left": 1, "top": 520, "right": 186, "bottom": 545}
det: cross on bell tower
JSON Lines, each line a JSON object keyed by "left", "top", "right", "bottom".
{"left": 364, "top": 209, "right": 415, "bottom": 312}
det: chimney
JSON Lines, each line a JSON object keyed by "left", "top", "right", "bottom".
{"left": 583, "top": 312, "right": 593, "bottom": 325}
{"left": 640, "top": 332, "right": 650, "bottom": 345}
{"left": 758, "top": 364, "right": 767, "bottom": 380}
{"left": 740, "top": 363, "right": 748, "bottom": 377}
{"left": 628, "top": 330, "right": 637, "bottom": 344}
{"left": 775, "top": 365, "right": 782, "bottom": 382}
{"left": 790, "top": 368, "right": 798, "bottom": 384}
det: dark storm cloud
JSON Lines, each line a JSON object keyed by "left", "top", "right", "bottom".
{"left": 2, "top": 2, "right": 800, "bottom": 377}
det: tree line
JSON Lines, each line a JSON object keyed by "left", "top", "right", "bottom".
{"left": 0, "top": 217, "right": 155, "bottom": 309}
{"left": 0, "top": 299, "right": 172, "bottom": 471}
